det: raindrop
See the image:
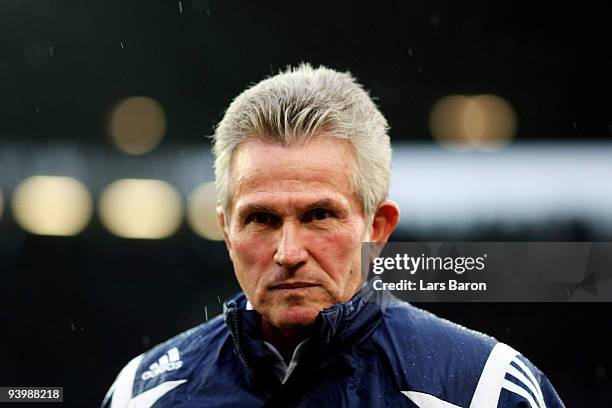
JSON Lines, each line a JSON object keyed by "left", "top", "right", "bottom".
{"left": 178, "top": 1, "right": 183, "bottom": 14}
{"left": 70, "top": 322, "right": 76, "bottom": 331}
{"left": 120, "top": 41, "right": 125, "bottom": 49}
{"left": 407, "top": 48, "right": 413, "bottom": 57}
{"left": 204, "top": 305, "right": 208, "bottom": 321}
{"left": 48, "top": 45, "right": 54, "bottom": 56}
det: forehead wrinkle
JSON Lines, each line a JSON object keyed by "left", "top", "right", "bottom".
{"left": 228, "top": 136, "right": 359, "bottom": 215}
{"left": 233, "top": 163, "right": 352, "bottom": 202}
{"left": 235, "top": 193, "right": 352, "bottom": 218}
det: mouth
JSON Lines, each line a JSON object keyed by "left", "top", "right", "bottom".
{"left": 271, "top": 281, "right": 320, "bottom": 290}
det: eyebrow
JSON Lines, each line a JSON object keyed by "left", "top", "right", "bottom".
{"left": 302, "top": 199, "right": 343, "bottom": 212}
{"left": 236, "top": 203, "right": 278, "bottom": 217}
{"left": 236, "top": 198, "right": 346, "bottom": 218}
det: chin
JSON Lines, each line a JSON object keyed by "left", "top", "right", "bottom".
{"left": 273, "top": 305, "right": 320, "bottom": 330}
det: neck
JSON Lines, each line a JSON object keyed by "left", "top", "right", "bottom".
{"left": 261, "top": 319, "right": 310, "bottom": 363}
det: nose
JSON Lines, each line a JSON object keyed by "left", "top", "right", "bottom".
{"left": 273, "top": 222, "right": 308, "bottom": 268}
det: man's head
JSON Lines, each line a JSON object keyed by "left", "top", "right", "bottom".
{"left": 213, "top": 64, "right": 399, "bottom": 334}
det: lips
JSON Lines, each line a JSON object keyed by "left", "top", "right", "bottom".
{"left": 271, "top": 282, "right": 319, "bottom": 290}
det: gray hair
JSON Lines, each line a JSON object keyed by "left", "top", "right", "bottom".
{"left": 213, "top": 63, "right": 392, "bottom": 218}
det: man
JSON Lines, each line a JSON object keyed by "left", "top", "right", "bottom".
{"left": 102, "top": 64, "right": 565, "bottom": 407}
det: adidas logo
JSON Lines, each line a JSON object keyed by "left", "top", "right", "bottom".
{"left": 141, "top": 347, "right": 183, "bottom": 380}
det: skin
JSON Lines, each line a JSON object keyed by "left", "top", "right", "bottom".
{"left": 218, "top": 136, "right": 399, "bottom": 357}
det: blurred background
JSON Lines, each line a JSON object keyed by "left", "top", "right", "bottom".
{"left": 0, "top": 1, "right": 610, "bottom": 406}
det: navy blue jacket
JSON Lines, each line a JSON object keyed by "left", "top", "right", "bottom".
{"left": 102, "top": 283, "right": 565, "bottom": 407}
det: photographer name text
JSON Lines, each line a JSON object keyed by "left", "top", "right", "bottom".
{"left": 373, "top": 279, "right": 487, "bottom": 292}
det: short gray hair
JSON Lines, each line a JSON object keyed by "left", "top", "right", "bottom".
{"left": 213, "top": 63, "right": 392, "bottom": 218}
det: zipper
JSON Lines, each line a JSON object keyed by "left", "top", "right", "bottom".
{"left": 228, "top": 308, "right": 256, "bottom": 378}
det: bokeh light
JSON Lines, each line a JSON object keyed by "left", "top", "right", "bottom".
{"left": 187, "top": 182, "right": 224, "bottom": 241}
{"left": 99, "top": 179, "right": 182, "bottom": 239}
{"left": 11, "top": 176, "right": 93, "bottom": 236}
{"left": 108, "top": 96, "right": 167, "bottom": 155}
{"left": 429, "top": 94, "right": 517, "bottom": 151}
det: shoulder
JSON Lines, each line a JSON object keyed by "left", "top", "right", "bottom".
{"left": 101, "top": 315, "right": 228, "bottom": 408}
{"left": 378, "top": 300, "right": 498, "bottom": 362}
{"left": 374, "top": 301, "right": 565, "bottom": 407}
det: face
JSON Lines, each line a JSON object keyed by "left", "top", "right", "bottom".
{"left": 220, "top": 136, "right": 370, "bottom": 332}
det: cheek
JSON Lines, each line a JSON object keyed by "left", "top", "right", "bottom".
{"left": 230, "top": 232, "right": 276, "bottom": 284}
{"left": 309, "top": 225, "right": 364, "bottom": 280}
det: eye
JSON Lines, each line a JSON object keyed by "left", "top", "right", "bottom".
{"left": 246, "top": 212, "right": 278, "bottom": 226}
{"left": 305, "top": 208, "right": 335, "bottom": 222}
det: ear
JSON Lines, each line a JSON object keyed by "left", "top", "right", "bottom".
{"left": 369, "top": 200, "right": 400, "bottom": 243}
{"left": 216, "top": 203, "right": 232, "bottom": 253}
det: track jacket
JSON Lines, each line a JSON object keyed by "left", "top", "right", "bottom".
{"left": 102, "top": 282, "right": 565, "bottom": 407}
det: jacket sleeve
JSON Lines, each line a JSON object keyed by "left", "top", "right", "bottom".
{"left": 496, "top": 354, "right": 565, "bottom": 408}
{"left": 470, "top": 343, "right": 565, "bottom": 408}
{"left": 100, "top": 354, "right": 144, "bottom": 408}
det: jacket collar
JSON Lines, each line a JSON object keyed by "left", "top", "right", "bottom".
{"left": 223, "top": 280, "right": 387, "bottom": 375}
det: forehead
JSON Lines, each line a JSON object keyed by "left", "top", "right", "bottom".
{"left": 229, "top": 136, "right": 358, "bottom": 211}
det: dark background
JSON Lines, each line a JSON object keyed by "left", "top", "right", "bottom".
{"left": 1, "top": 1, "right": 610, "bottom": 144}
{"left": 0, "top": 1, "right": 611, "bottom": 407}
